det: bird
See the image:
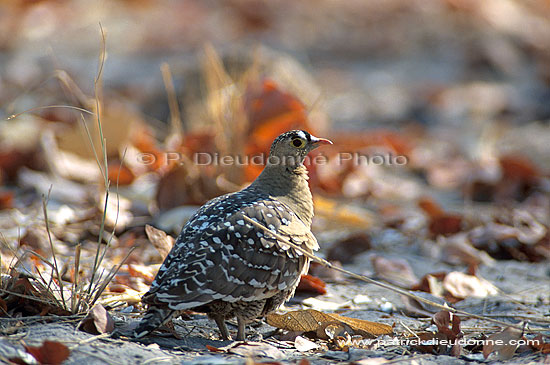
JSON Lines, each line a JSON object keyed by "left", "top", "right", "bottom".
{"left": 134, "top": 130, "right": 332, "bottom": 341}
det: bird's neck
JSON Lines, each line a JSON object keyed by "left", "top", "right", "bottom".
{"left": 251, "top": 163, "right": 314, "bottom": 227}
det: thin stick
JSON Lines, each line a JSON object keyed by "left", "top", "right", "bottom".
{"left": 68, "top": 333, "right": 111, "bottom": 350}
{"left": 241, "top": 215, "right": 550, "bottom": 336}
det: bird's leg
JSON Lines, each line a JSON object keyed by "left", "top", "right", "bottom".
{"left": 236, "top": 316, "right": 247, "bottom": 341}
{"left": 214, "top": 316, "right": 231, "bottom": 341}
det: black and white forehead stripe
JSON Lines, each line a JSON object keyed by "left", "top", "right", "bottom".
{"left": 294, "top": 130, "right": 309, "bottom": 141}
{"left": 272, "top": 130, "right": 311, "bottom": 146}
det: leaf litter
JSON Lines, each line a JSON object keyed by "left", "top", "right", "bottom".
{"left": 0, "top": 1, "right": 549, "bottom": 364}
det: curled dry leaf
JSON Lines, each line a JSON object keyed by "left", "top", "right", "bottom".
{"left": 438, "top": 233, "right": 495, "bottom": 267}
{"left": 483, "top": 326, "right": 523, "bottom": 360}
{"left": 433, "top": 311, "right": 463, "bottom": 357}
{"left": 442, "top": 271, "right": 498, "bottom": 299}
{"left": 79, "top": 304, "right": 115, "bottom": 335}
{"left": 21, "top": 340, "right": 70, "bottom": 365}
{"left": 370, "top": 255, "right": 418, "bottom": 288}
{"left": 266, "top": 309, "right": 393, "bottom": 340}
{"left": 469, "top": 209, "right": 549, "bottom": 262}
{"left": 145, "top": 224, "right": 175, "bottom": 260}
{"left": 413, "top": 311, "right": 463, "bottom": 356}
{"left": 411, "top": 271, "right": 497, "bottom": 303}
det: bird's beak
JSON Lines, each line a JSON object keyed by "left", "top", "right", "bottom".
{"left": 310, "top": 135, "right": 333, "bottom": 147}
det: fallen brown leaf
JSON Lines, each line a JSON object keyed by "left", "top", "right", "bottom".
{"left": 483, "top": 326, "right": 523, "bottom": 360}
{"left": 442, "top": 271, "right": 498, "bottom": 299}
{"left": 145, "top": 224, "right": 175, "bottom": 260}
{"left": 22, "top": 340, "right": 70, "bottom": 365}
{"left": 0, "top": 191, "right": 14, "bottom": 210}
{"left": 433, "top": 311, "right": 463, "bottom": 356}
{"left": 206, "top": 344, "right": 224, "bottom": 352}
{"left": 296, "top": 274, "right": 327, "bottom": 295}
{"left": 327, "top": 233, "right": 371, "bottom": 264}
{"left": 418, "top": 197, "right": 463, "bottom": 237}
{"left": 79, "top": 304, "right": 114, "bottom": 335}
{"left": 266, "top": 309, "right": 393, "bottom": 339}
{"left": 371, "top": 255, "right": 418, "bottom": 288}
{"left": 531, "top": 335, "right": 550, "bottom": 354}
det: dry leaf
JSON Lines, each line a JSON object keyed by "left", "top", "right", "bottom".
{"left": 296, "top": 274, "right": 327, "bottom": 295}
{"left": 145, "top": 224, "right": 175, "bottom": 260}
{"left": 0, "top": 191, "right": 14, "bottom": 210}
{"left": 294, "top": 336, "right": 319, "bottom": 352}
{"left": 79, "top": 304, "right": 115, "bottom": 335}
{"left": 371, "top": 255, "right": 418, "bottom": 288}
{"left": 266, "top": 309, "right": 392, "bottom": 339}
{"left": 23, "top": 340, "right": 70, "bottom": 365}
{"left": 531, "top": 335, "right": 550, "bottom": 354}
{"left": 327, "top": 233, "right": 371, "bottom": 264}
{"left": 155, "top": 163, "right": 223, "bottom": 210}
{"left": 108, "top": 161, "right": 135, "bottom": 186}
{"left": 244, "top": 79, "right": 312, "bottom": 181}
{"left": 224, "top": 341, "right": 285, "bottom": 359}
{"left": 127, "top": 263, "right": 156, "bottom": 285}
{"left": 314, "top": 196, "right": 374, "bottom": 229}
{"left": 432, "top": 311, "right": 463, "bottom": 356}
{"left": 442, "top": 271, "right": 498, "bottom": 299}
{"left": 418, "top": 197, "right": 463, "bottom": 237}
{"left": 483, "top": 327, "right": 523, "bottom": 360}
{"left": 438, "top": 233, "right": 495, "bottom": 267}
{"left": 206, "top": 344, "right": 224, "bottom": 353}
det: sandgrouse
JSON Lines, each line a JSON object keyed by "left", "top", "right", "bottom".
{"left": 134, "top": 130, "right": 332, "bottom": 341}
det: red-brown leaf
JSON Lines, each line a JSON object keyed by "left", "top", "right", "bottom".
{"left": 79, "top": 304, "right": 115, "bottom": 335}
{"left": 296, "top": 274, "right": 327, "bottom": 295}
{"left": 23, "top": 341, "right": 70, "bottom": 365}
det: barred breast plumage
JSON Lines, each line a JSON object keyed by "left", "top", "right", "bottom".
{"left": 134, "top": 130, "right": 332, "bottom": 341}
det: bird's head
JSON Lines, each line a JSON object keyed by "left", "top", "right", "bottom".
{"left": 267, "top": 130, "right": 332, "bottom": 167}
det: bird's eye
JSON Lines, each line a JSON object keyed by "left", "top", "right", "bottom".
{"left": 291, "top": 138, "right": 306, "bottom": 148}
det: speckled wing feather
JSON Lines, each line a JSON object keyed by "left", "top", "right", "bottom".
{"left": 142, "top": 187, "right": 318, "bottom": 310}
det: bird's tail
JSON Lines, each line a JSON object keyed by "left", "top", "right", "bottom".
{"left": 133, "top": 306, "right": 175, "bottom": 338}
